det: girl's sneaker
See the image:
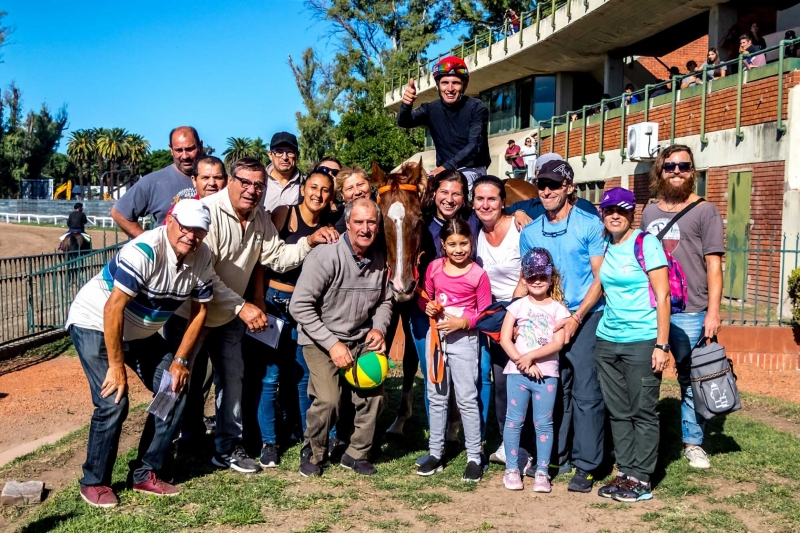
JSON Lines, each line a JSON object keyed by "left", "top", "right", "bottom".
{"left": 417, "top": 455, "right": 443, "bottom": 477}
{"left": 503, "top": 468, "right": 524, "bottom": 490}
{"left": 612, "top": 480, "right": 653, "bottom": 503}
{"left": 533, "top": 470, "right": 552, "bottom": 493}
{"left": 489, "top": 442, "right": 506, "bottom": 465}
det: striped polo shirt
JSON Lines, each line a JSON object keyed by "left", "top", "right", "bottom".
{"left": 66, "top": 226, "right": 214, "bottom": 341}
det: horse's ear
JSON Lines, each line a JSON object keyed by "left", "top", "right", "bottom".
{"left": 417, "top": 158, "right": 428, "bottom": 198}
{"left": 370, "top": 160, "right": 386, "bottom": 185}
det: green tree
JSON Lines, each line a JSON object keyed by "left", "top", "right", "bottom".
{"left": 140, "top": 149, "right": 172, "bottom": 175}
{"left": 67, "top": 129, "right": 95, "bottom": 199}
{"left": 96, "top": 127, "right": 129, "bottom": 197}
{"left": 0, "top": 11, "right": 13, "bottom": 63}
{"left": 125, "top": 133, "right": 151, "bottom": 178}
{"left": 251, "top": 137, "right": 269, "bottom": 166}
{"left": 222, "top": 137, "right": 256, "bottom": 166}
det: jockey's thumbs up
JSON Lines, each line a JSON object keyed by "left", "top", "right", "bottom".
{"left": 403, "top": 77, "right": 418, "bottom": 106}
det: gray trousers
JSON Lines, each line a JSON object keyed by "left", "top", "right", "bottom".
{"left": 427, "top": 329, "right": 482, "bottom": 463}
{"left": 303, "top": 342, "right": 386, "bottom": 464}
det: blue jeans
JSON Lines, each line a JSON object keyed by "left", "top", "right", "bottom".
{"left": 504, "top": 374, "right": 558, "bottom": 472}
{"left": 670, "top": 311, "right": 707, "bottom": 445}
{"left": 480, "top": 336, "right": 504, "bottom": 442}
{"left": 70, "top": 325, "right": 187, "bottom": 486}
{"left": 254, "top": 287, "right": 313, "bottom": 445}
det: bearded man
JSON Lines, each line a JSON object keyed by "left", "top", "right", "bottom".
{"left": 640, "top": 145, "right": 724, "bottom": 470}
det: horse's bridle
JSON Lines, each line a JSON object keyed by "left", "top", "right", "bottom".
{"left": 377, "top": 183, "right": 425, "bottom": 287}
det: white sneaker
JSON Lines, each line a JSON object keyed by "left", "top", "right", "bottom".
{"left": 489, "top": 443, "right": 506, "bottom": 465}
{"left": 684, "top": 446, "right": 710, "bottom": 469}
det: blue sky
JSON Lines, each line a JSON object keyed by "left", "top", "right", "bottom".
{"left": 2, "top": 0, "right": 338, "bottom": 154}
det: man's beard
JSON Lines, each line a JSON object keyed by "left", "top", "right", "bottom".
{"left": 659, "top": 174, "right": 694, "bottom": 203}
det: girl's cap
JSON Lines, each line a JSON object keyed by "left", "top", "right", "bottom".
{"left": 599, "top": 187, "right": 636, "bottom": 211}
{"left": 521, "top": 247, "right": 554, "bottom": 278}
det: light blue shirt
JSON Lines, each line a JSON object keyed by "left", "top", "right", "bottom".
{"left": 520, "top": 205, "right": 606, "bottom": 312}
{"left": 597, "top": 230, "right": 668, "bottom": 343}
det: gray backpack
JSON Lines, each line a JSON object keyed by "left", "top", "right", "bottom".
{"left": 690, "top": 336, "right": 741, "bottom": 419}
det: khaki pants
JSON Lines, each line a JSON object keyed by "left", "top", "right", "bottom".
{"left": 303, "top": 342, "right": 386, "bottom": 464}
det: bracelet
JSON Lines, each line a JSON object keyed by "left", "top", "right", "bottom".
{"left": 571, "top": 313, "right": 582, "bottom": 325}
{"left": 173, "top": 357, "right": 189, "bottom": 367}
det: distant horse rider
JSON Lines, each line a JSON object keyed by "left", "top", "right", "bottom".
{"left": 397, "top": 56, "right": 491, "bottom": 190}
{"left": 59, "top": 202, "right": 92, "bottom": 251}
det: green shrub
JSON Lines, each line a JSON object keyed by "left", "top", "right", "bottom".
{"left": 787, "top": 267, "right": 800, "bottom": 323}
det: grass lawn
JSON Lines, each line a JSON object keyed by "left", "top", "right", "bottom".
{"left": 8, "top": 371, "right": 800, "bottom": 532}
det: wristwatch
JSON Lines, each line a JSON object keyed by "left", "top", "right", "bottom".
{"left": 654, "top": 343, "right": 671, "bottom": 353}
{"left": 173, "top": 356, "right": 189, "bottom": 367}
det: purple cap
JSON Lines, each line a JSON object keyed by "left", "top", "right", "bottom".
{"left": 521, "top": 247, "right": 554, "bottom": 278}
{"left": 599, "top": 187, "right": 636, "bottom": 211}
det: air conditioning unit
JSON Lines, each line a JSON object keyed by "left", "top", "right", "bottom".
{"left": 627, "top": 122, "right": 660, "bottom": 161}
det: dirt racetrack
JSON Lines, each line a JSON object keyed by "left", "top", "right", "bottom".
{"left": 0, "top": 223, "right": 123, "bottom": 258}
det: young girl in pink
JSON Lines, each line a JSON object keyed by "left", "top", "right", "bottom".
{"left": 416, "top": 218, "right": 492, "bottom": 482}
{"left": 499, "top": 248, "right": 569, "bottom": 492}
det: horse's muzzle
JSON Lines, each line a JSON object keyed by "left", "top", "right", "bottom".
{"left": 390, "top": 280, "right": 417, "bottom": 303}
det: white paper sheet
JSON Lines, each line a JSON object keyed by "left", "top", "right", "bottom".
{"left": 245, "top": 314, "right": 285, "bottom": 349}
{"left": 147, "top": 370, "right": 179, "bottom": 421}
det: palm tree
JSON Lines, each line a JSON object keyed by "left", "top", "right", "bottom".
{"left": 66, "top": 129, "right": 95, "bottom": 199}
{"left": 96, "top": 128, "right": 129, "bottom": 198}
{"left": 125, "top": 133, "right": 150, "bottom": 179}
{"left": 251, "top": 137, "right": 270, "bottom": 166}
{"left": 222, "top": 137, "right": 256, "bottom": 166}
{"left": 89, "top": 128, "right": 106, "bottom": 199}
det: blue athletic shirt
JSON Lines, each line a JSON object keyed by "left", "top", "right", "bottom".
{"left": 597, "top": 230, "right": 667, "bottom": 343}
{"left": 520, "top": 205, "right": 606, "bottom": 312}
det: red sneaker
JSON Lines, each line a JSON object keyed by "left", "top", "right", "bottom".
{"left": 132, "top": 471, "right": 180, "bottom": 496}
{"left": 79, "top": 485, "right": 119, "bottom": 508}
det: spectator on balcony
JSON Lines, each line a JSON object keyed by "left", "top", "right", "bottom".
{"left": 505, "top": 139, "right": 527, "bottom": 180}
{"left": 700, "top": 48, "right": 727, "bottom": 80}
{"left": 784, "top": 30, "right": 800, "bottom": 58}
{"left": 640, "top": 145, "right": 724, "bottom": 471}
{"left": 521, "top": 136, "right": 538, "bottom": 183}
{"left": 750, "top": 22, "right": 767, "bottom": 50}
{"left": 624, "top": 84, "right": 640, "bottom": 105}
{"left": 650, "top": 80, "right": 669, "bottom": 98}
{"left": 719, "top": 24, "right": 741, "bottom": 63}
{"left": 681, "top": 61, "right": 702, "bottom": 88}
{"left": 504, "top": 9, "right": 521, "bottom": 35}
{"left": 740, "top": 34, "right": 766, "bottom": 69}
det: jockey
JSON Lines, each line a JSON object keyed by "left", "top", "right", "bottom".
{"left": 67, "top": 203, "right": 87, "bottom": 234}
{"left": 397, "top": 56, "right": 491, "bottom": 190}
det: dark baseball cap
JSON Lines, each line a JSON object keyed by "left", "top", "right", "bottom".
{"left": 538, "top": 159, "right": 574, "bottom": 183}
{"left": 507, "top": 139, "right": 516, "bottom": 145}
{"left": 269, "top": 132, "right": 299, "bottom": 151}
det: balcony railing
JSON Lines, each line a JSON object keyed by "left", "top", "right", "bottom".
{"left": 537, "top": 37, "right": 800, "bottom": 161}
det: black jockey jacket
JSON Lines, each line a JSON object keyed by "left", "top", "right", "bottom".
{"left": 398, "top": 95, "right": 491, "bottom": 170}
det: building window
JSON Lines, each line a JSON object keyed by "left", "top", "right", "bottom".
{"left": 575, "top": 181, "right": 605, "bottom": 204}
{"left": 532, "top": 76, "right": 556, "bottom": 127}
{"left": 481, "top": 81, "right": 516, "bottom": 135}
{"left": 695, "top": 169, "right": 707, "bottom": 197}
{"left": 424, "top": 126, "right": 433, "bottom": 149}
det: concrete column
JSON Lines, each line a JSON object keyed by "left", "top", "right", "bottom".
{"left": 708, "top": 3, "right": 739, "bottom": 62}
{"left": 555, "top": 72, "right": 574, "bottom": 115}
{"left": 604, "top": 53, "right": 625, "bottom": 97}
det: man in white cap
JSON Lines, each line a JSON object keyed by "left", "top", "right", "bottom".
{"left": 66, "top": 198, "right": 215, "bottom": 508}
{"left": 507, "top": 153, "right": 600, "bottom": 229}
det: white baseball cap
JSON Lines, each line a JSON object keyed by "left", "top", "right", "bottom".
{"left": 534, "top": 152, "right": 564, "bottom": 173}
{"left": 171, "top": 198, "right": 211, "bottom": 232}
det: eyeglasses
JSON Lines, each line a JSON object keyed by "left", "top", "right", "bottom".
{"left": 536, "top": 178, "right": 564, "bottom": 191}
{"left": 315, "top": 165, "right": 340, "bottom": 177}
{"left": 662, "top": 162, "right": 692, "bottom": 174}
{"left": 176, "top": 221, "right": 207, "bottom": 239}
{"left": 271, "top": 148, "right": 296, "bottom": 157}
{"left": 541, "top": 206, "right": 573, "bottom": 238}
{"left": 232, "top": 174, "right": 266, "bottom": 193}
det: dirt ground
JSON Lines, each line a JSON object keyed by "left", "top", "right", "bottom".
{"left": 0, "top": 223, "right": 122, "bottom": 258}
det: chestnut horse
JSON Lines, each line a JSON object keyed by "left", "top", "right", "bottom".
{"left": 370, "top": 160, "right": 427, "bottom": 303}
{"left": 504, "top": 178, "right": 538, "bottom": 206}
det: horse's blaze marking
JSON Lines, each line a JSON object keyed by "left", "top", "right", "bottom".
{"left": 387, "top": 201, "right": 405, "bottom": 290}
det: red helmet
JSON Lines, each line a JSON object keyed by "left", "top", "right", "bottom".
{"left": 433, "top": 56, "right": 469, "bottom": 83}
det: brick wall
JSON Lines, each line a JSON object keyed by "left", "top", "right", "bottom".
{"left": 637, "top": 35, "right": 710, "bottom": 80}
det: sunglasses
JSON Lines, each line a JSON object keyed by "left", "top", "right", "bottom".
{"left": 602, "top": 205, "right": 633, "bottom": 216}
{"left": 662, "top": 162, "right": 692, "bottom": 173}
{"left": 232, "top": 174, "right": 266, "bottom": 193}
{"left": 315, "top": 165, "right": 340, "bottom": 177}
{"left": 536, "top": 178, "right": 564, "bottom": 191}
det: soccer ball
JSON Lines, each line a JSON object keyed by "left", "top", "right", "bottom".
{"left": 341, "top": 351, "right": 389, "bottom": 390}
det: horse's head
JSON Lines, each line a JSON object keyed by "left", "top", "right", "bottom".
{"left": 371, "top": 159, "right": 427, "bottom": 303}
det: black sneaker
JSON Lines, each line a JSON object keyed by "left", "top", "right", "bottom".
{"left": 328, "top": 438, "right": 347, "bottom": 464}
{"left": 612, "top": 479, "right": 653, "bottom": 503}
{"left": 462, "top": 460, "right": 483, "bottom": 483}
{"left": 416, "top": 455, "right": 443, "bottom": 477}
{"left": 210, "top": 445, "right": 260, "bottom": 473}
{"left": 547, "top": 461, "right": 573, "bottom": 480}
{"left": 415, "top": 453, "right": 431, "bottom": 467}
{"left": 597, "top": 473, "right": 630, "bottom": 498}
{"left": 568, "top": 467, "right": 594, "bottom": 493}
{"left": 340, "top": 453, "right": 377, "bottom": 476}
{"left": 259, "top": 444, "right": 279, "bottom": 468}
{"left": 299, "top": 444, "right": 321, "bottom": 477}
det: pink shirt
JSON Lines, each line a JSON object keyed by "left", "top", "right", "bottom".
{"left": 503, "top": 297, "right": 570, "bottom": 377}
{"left": 422, "top": 257, "right": 492, "bottom": 329}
